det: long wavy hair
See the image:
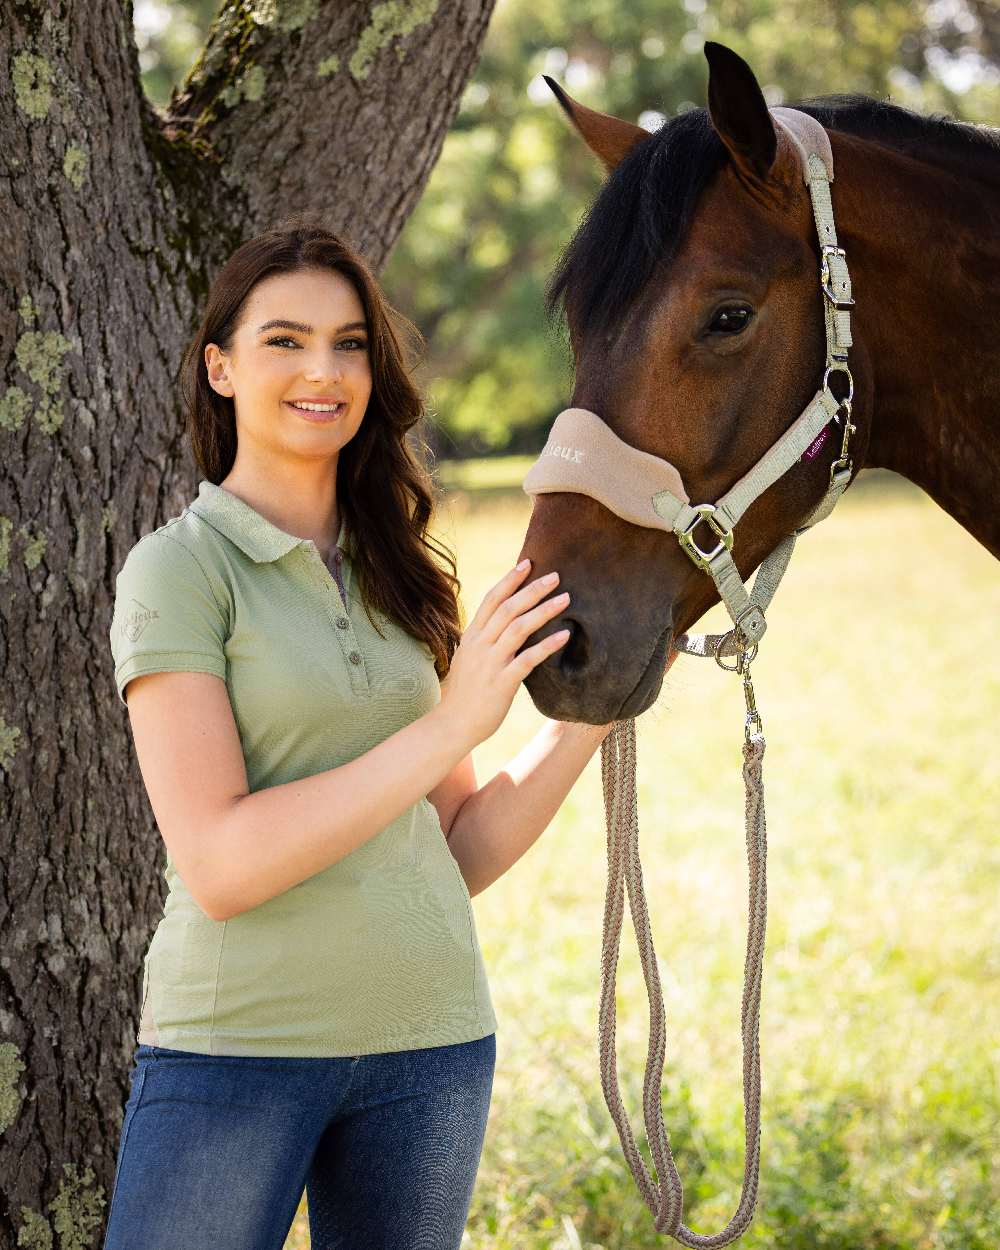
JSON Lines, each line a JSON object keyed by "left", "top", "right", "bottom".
{"left": 178, "top": 216, "right": 462, "bottom": 678}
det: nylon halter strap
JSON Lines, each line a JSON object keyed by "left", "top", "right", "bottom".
{"left": 522, "top": 106, "right": 857, "bottom": 662}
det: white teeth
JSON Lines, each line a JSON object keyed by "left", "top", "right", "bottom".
{"left": 290, "top": 401, "right": 343, "bottom": 412}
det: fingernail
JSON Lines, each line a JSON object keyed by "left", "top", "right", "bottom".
{"left": 516, "top": 558, "right": 530, "bottom": 570}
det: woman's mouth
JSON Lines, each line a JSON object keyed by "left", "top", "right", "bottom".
{"left": 284, "top": 400, "right": 347, "bottom": 422}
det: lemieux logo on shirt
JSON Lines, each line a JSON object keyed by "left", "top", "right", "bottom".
{"left": 121, "top": 599, "right": 160, "bottom": 643}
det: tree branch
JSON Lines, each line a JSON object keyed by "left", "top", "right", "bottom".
{"left": 163, "top": 0, "right": 498, "bottom": 269}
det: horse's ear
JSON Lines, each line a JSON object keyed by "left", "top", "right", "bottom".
{"left": 703, "top": 42, "right": 778, "bottom": 183}
{"left": 542, "top": 75, "right": 650, "bottom": 173}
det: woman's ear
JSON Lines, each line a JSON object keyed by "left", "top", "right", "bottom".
{"left": 205, "top": 344, "right": 235, "bottom": 398}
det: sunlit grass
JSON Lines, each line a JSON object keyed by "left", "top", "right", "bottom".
{"left": 434, "top": 453, "right": 537, "bottom": 494}
{"left": 287, "top": 465, "right": 1000, "bottom": 1249}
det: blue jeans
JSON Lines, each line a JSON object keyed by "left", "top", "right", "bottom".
{"left": 102, "top": 1033, "right": 496, "bottom": 1250}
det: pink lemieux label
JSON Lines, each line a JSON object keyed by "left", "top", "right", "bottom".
{"left": 801, "top": 425, "right": 831, "bottom": 461}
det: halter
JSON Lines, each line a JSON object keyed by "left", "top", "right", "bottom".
{"left": 522, "top": 105, "right": 857, "bottom": 664}
{"left": 520, "top": 108, "right": 857, "bottom": 1246}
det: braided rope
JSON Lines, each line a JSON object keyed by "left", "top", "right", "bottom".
{"left": 597, "top": 717, "right": 768, "bottom": 1245}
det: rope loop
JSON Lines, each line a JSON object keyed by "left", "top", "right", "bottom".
{"left": 598, "top": 706, "right": 768, "bottom": 1246}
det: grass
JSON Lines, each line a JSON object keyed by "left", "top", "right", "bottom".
{"left": 285, "top": 463, "right": 1000, "bottom": 1249}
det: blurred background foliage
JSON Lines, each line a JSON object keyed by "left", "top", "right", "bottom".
{"left": 135, "top": 0, "right": 999, "bottom": 457}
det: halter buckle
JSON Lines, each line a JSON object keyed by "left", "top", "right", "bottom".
{"left": 820, "top": 245, "right": 855, "bottom": 309}
{"left": 677, "top": 504, "right": 733, "bottom": 571}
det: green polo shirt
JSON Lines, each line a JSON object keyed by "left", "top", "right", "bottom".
{"left": 109, "top": 479, "right": 497, "bottom": 1057}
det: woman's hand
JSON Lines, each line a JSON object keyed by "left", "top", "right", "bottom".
{"left": 437, "top": 560, "right": 570, "bottom": 752}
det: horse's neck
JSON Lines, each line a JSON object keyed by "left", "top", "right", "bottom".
{"left": 839, "top": 128, "right": 1000, "bottom": 558}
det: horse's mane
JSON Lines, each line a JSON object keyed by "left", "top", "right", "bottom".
{"left": 544, "top": 93, "right": 999, "bottom": 342}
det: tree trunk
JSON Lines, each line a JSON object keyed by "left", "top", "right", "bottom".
{"left": 0, "top": 0, "right": 496, "bottom": 1243}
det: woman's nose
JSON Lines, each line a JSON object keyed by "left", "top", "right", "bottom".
{"left": 305, "top": 358, "right": 343, "bottom": 382}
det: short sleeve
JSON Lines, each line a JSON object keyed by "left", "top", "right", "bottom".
{"left": 109, "top": 532, "right": 228, "bottom": 706}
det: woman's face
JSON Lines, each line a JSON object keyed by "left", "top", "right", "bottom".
{"left": 205, "top": 266, "right": 373, "bottom": 464}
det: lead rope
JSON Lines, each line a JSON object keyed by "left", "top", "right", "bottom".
{"left": 598, "top": 640, "right": 768, "bottom": 1245}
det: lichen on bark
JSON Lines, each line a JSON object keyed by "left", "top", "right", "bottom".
{"left": 0, "top": 714, "right": 21, "bottom": 771}
{"left": 20, "top": 528, "right": 47, "bottom": 571}
{"left": 348, "top": 0, "right": 440, "bottom": 81}
{"left": 47, "top": 1162, "right": 106, "bottom": 1250}
{"left": 250, "top": 0, "right": 320, "bottom": 31}
{"left": 14, "top": 331, "right": 71, "bottom": 396}
{"left": 0, "top": 1042, "right": 26, "bottom": 1133}
{"left": 62, "top": 145, "right": 88, "bottom": 190}
{"left": 12, "top": 329, "right": 73, "bottom": 435}
{"left": 0, "top": 388, "right": 32, "bottom": 432}
{"left": 15, "top": 1207, "right": 52, "bottom": 1249}
{"left": 220, "top": 62, "right": 267, "bottom": 107}
{"left": 12, "top": 52, "right": 53, "bottom": 120}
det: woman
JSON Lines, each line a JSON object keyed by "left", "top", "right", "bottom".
{"left": 103, "top": 217, "right": 613, "bottom": 1250}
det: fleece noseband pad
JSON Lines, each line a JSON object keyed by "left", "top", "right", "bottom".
{"left": 521, "top": 406, "right": 689, "bottom": 531}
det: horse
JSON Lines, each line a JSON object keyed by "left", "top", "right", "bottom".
{"left": 517, "top": 40, "right": 999, "bottom": 726}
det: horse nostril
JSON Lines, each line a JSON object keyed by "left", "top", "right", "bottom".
{"left": 555, "top": 617, "right": 587, "bottom": 674}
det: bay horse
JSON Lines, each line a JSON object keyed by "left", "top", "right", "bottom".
{"left": 518, "top": 40, "right": 999, "bottom": 725}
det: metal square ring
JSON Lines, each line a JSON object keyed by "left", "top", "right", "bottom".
{"left": 677, "top": 504, "right": 734, "bottom": 569}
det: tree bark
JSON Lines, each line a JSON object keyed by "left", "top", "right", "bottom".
{"left": 0, "top": 0, "right": 496, "bottom": 1244}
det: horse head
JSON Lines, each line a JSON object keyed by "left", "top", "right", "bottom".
{"left": 517, "top": 41, "right": 873, "bottom": 723}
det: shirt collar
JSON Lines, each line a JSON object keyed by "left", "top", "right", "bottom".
{"left": 189, "top": 480, "right": 349, "bottom": 565}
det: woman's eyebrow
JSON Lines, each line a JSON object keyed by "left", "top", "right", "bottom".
{"left": 256, "top": 319, "right": 368, "bottom": 334}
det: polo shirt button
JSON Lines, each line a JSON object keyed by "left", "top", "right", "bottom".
{"left": 336, "top": 617, "right": 349, "bottom": 629}
{"left": 348, "top": 651, "right": 362, "bottom": 664}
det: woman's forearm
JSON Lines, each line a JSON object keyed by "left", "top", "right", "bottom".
{"left": 447, "top": 717, "right": 615, "bottom": 897}
{"left": 209, "top": 704, "right": 468, "bottom": 921}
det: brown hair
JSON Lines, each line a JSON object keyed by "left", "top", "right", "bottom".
{"left": 178, "top": 215, "right": 462, "bottom": 677}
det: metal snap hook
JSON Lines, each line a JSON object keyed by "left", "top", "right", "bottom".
{"left": 822, "top": 362, "right": 854, "bottom": 407}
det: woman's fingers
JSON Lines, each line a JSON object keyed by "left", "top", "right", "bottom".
{"left": 510, "top": 625, "right": 571, "bottom": 677}
{"left": 479, "top": 568, "right": 563, "bottom": 646}
{"left": 501, "top": 590, "right": 570, "bottom": 656}
{"left": 437, "top": 558, "right": 572, "bottom": 750}
{"left": 467, "top": 560, "right": 534, "bottom": 634}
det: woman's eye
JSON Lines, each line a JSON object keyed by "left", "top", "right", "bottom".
{"left": 707, "top": 305, "right": 754, "bottom": 334}
{"left": 265, "top": 336, "right": 367, "bottom": 350}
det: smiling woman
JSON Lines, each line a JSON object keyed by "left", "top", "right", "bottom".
{"left": 103, "top": 218, "right": 500, "bottom": 1250}
{"left": 103, "top": 214, "right": 607, "bottom": 1250}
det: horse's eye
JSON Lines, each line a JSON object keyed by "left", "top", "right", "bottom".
{"left": 708, "top": 305, "right": 754, "bottom": 334}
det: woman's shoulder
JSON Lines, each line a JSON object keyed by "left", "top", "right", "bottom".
{"left": 109, "top": 512, "right": 232, "bottom": 706}
{"left": 113, "top": 509, "right": 236, "bottom": 648}
{"left": 116, "top": 507, "right": 229, "bottom": 585}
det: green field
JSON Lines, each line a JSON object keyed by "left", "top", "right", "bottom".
{"left": 288, "top": 463, "right": 1000, "bottom": 1249}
